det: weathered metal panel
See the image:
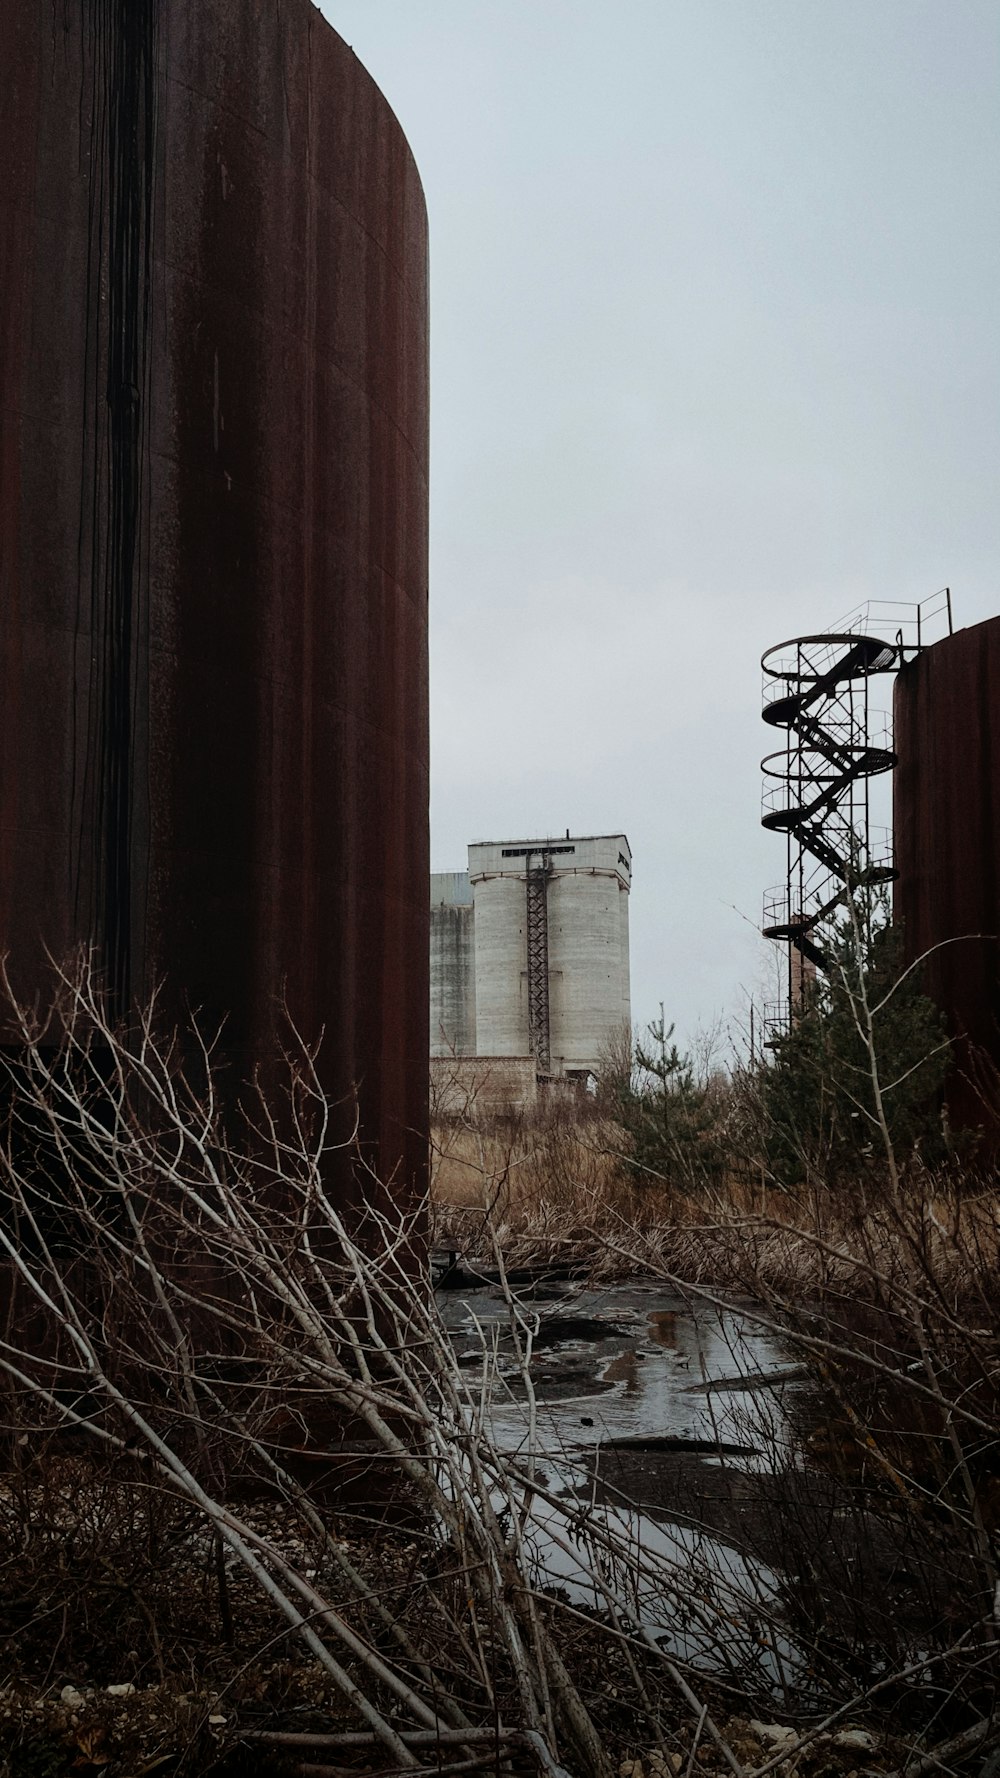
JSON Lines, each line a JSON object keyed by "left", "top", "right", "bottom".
{"left": 0, "top": 0, "right": 429, "bottom": 1211}
{"left": 894, "top": 618, "right": 1000, "bottom": 1139}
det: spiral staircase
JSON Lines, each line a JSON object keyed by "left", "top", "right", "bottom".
{"left": 759, "top": 630, "right": 899, "bottom": 1035}
{"left": 759, "top": 592, "right": 953, "bottom": 1044}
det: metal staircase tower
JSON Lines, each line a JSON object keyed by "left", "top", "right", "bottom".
{"left": 759, "top": 593, "right": 953, "bottom": 1044}
{"left": 525, "top": 852, "right": 553, "bottom": 1075}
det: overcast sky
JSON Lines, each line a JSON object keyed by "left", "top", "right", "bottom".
{"left": 322, "top": 0, "right": 1000, "bottom": 1054}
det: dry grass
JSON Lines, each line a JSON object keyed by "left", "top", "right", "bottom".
{"left": 430, "top": 1113, "right": 666, "bottom": 1275}
{"left": 431, "top": 1116, "right": 627, "bottom": 1211}
{"left": 5, "top": 962, "right": 1000, "bottom": 1773}
{"left": 429, "top": 1112, "right": 802, "bottom": 1282}
{"left": 431, "top": 1110, "right": 1000, "bottom": 1302}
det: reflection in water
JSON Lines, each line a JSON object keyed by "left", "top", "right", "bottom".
{"left": 646, "top": 1309, "right": 677, "bottom": 1347}
{"left": 602, "top": 1351, "right": 640, "bottom": 1394}
{"left": 449, "top": 1285, "right": 802, "bottom": 1462}
{"left": 523, "top": 1484, "right": 806, "bottom": 1697}
{"left": 440, "top": 1280, "right": 810, "bottom": 1698}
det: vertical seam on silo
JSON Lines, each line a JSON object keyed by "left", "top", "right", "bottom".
{"left": 73, "top": 0, "right": 159, "bottom": 1017}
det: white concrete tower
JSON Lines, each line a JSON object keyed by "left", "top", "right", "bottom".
{"left": 468, "top": 834, "right": 631, "bottom": 1078}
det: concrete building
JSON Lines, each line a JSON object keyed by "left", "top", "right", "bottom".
{"left": 430, "top": 874, "right": 476, "bottom": 1057}
{"left": 430, "top": 834, "right": 631, "bottom": 1102}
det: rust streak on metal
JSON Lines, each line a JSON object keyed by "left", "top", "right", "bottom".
{"left": 894, "top": 617, "right": 1000, "bottom": 1142}
{"left": 0, "top": 0, "right": 429, "bottom": 1211}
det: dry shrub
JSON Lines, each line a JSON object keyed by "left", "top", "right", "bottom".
{"left": 0, "top": 956, "right": 784, "bottom": 1778}
{"left": 430, "top": 1108, "right": 676, "bottom": 1276}
{"left": 432, "top": 1111, "right": 628, "bottom": 1211}
{"left": 434, "top": 1083, "right": 1000, "bottom": 1758}
{"left": 4, "top": 957, "right": 1000, "bottom": 1775}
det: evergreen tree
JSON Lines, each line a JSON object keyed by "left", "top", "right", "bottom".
{"left": 607, "top": 1010, "right": 725, "bottom": 1191}
{"left": 760, "top": 896, "right": 950, "bottom": 1185}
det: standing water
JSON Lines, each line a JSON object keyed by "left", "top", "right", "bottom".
{"left": 437, "top": 1273, "right": 813, "bottom": 1698}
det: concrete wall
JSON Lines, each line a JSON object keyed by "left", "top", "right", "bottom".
{"left": 430, "top": 873, "right": 476, "bottom": 1057}
{"left": 467, "top": 834, "right": 631, "bottom": 1077}
{"left": 548, "top": 861, "right": 631, "bottom": 1072}
{"left": 0, "top": 0, "right": 429, "bottom": 1212}
{"left": 430, "top": 1055, "right": 538, "bottom": 1118}
{"left": 467, "top": 870, "right": 529, "bottom": 1058}
{"left": 619, "top": 874, "right": 632, "bottom": 1030}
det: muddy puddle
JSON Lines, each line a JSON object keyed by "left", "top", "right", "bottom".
{"left": 437, "top": 1271, "right": 814, "bottom": 1694}
{"left": 436, "top": 1269, "right": 961, "bottom": 1704}
{"left": 438, "top": 1275, "right": 804, "bottom": 1464}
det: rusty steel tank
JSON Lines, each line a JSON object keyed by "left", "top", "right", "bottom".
{"left": 894, "top": 617, "right": 1000, "bottom": 1142}
{"left": 0, "top": 0, "right": 429, "bottom": 1211}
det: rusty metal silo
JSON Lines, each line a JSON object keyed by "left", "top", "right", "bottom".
{"left": 894, "top": 617, "right": 1000, "bottom": 1139}
{"left": 0, "top": 1, "right": 429, "bottom": 1209}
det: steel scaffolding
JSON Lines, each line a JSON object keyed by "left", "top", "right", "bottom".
{"left": 759, "top": 591, "right": 953, "bottom": 1044}
{"left": 525, "top": 853, "right": 552, "bottom": 1075}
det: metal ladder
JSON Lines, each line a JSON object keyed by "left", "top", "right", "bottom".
{"left": 525, "top": 853, "right": 552, "bottom": 1075}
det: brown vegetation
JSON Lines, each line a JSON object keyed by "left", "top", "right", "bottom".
{"left": 2, "top": 953, "right": 1000, "bottom": 1777}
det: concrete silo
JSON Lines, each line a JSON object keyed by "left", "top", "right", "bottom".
{"left": 468, "top": 835, "right": 631, "bottom": 1079}
{"left": 430, "top": 874, "right": 476, "bottom": 1057}
{"left": 0, "top": 0, "right": 429, "bottom": 1209}
{"left": 894, "top": 616, "right": 1000, "bottom": 1137}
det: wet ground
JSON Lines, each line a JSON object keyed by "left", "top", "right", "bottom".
{"left": 437, "top": 1271, "right": 805, "bottom": 1463}
{"left": 435, "top": 1269, "right": 809, "bottom": 1686}
{"left": 435, "top": 1266, "right": 963, "bottom": 1698}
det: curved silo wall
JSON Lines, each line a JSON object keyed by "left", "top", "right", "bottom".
{"left": 469, "top": 872, "right": 528, "bottom": 1057}
{"left": 0, "top": 0, "right": 429, "bottom": 1210}
{"left": 894, "top": 618, "right": 1000, "bottom": 1138}
{"left": 548, "top": 859, "right": 631, "bottom": 1074}
{"left": 618, "top": 875, "right": 632, "bottom": 1031}
{"left": 430, "top": 874, "right": 476, "bottom": 1056}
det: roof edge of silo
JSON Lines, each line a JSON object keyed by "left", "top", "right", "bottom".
{"left": 310, "top": 0, "right": 428, "bottom": 215}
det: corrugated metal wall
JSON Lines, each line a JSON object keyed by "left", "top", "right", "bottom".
{"left": 894, "top": 617, "right": 1000, "bottom": 1140}
{"left": 0, "top": 0, "right": 429, "bottom": 1211}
